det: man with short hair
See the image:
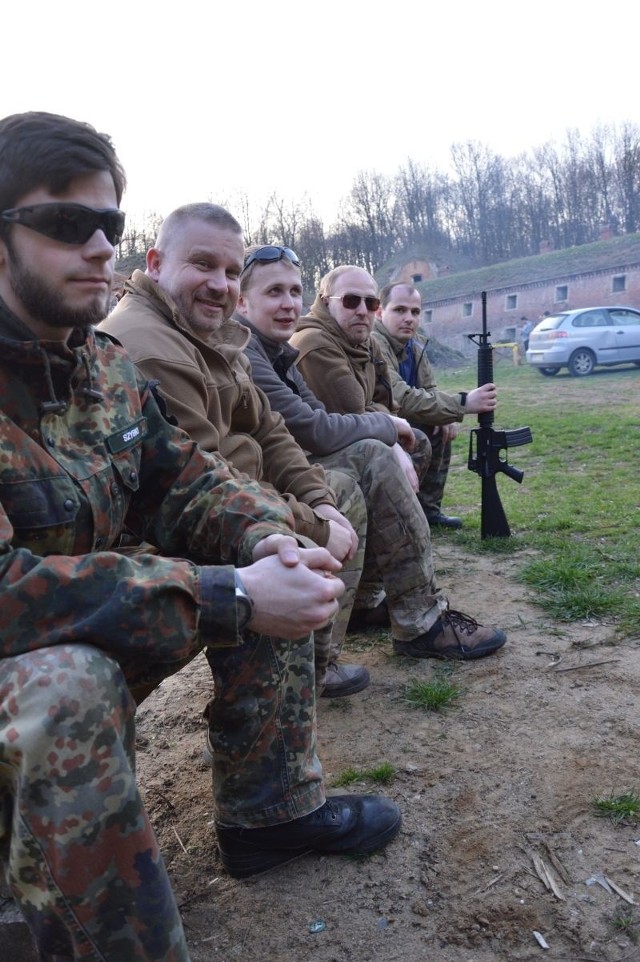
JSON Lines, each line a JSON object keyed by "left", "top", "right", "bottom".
{"left": 103, "top": 205, "right": 371, "bottom": 699}
{"left": 372, "top": 281, "right": 498, "bottom": 529}
{"left": 238, "top": 249, "right": 508, "bottom": 662}
{"left": 0, "top": 113, "right": 400, "bottom": 961}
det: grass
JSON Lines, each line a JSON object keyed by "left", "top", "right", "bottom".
{"left": 401, "top": 666, "right": 462, "bottom": 712}
{"left": 611, "top": 905, "right": 640, "bottom": 943}
{"left": 331, "top": 762, "right": 396, "bottom": 787}
{"left": 433, "top": 361, "right": 640, "bottom": 639}
{"left": 592, "top": 789, "right": 640, "bottom": 825}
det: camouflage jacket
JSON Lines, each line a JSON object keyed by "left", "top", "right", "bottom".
{"left": 0, "top": 303, "right": 295, "bottom": 661}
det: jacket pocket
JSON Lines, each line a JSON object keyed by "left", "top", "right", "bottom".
{"left": 0, "top": 475, "right": 79, "bottom": 554}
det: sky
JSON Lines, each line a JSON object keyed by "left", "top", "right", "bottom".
{"left": 2, "top": 0, "right": 637, "bottom": 230}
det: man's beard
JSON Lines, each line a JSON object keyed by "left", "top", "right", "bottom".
{"left": 7, "top": 244, "right": 110, "bottom": 330}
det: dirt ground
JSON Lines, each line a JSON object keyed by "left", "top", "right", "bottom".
{"left": 135, "top": 536, "right": 640, "bottom": 962}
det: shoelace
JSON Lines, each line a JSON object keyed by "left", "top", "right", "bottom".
{"left": 309, "top": 799, "right": 340, "bottom": 823}
{"left": 443, "top": 609, "right": 480, "bottom": 637}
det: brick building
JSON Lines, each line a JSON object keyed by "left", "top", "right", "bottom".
{"left": 406, "top": 232, "right": 640, "bottom": 356}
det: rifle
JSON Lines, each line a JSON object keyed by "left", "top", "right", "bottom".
{"left": 467, "top": 291, "right": 533, "bottom": 539}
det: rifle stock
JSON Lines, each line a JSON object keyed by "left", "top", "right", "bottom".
{"left": 467, "top": 292, "right": 533, "bottom": 539}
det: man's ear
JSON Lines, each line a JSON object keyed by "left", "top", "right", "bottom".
{"left": 236, "top": 293, "right": 248, "bottom": 317}
{"left": 146, "top": 247, "right": 161, "bottom": 279}
{"left": 376, "top": 305, "right": 383, "bottom": 320}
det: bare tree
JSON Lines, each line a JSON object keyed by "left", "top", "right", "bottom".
{"left": 117, "top": 122, "right": 640, "bottom": 285}
{"left": 339, "top": 170, "right": 399, "bottom": 271}
{"left": 394, "top": 158, "right": 449, "bottom": 249}
{"left": 613, "top": 122, "right": 640, "bottom": 234}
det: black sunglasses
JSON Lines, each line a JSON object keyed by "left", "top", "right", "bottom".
{"left": 328, "top": 293, "right": 381, "bottom": 312}
{"left": 0, "top": 203, "right": 126, "bottom": 246}
{"left": 241, "top": 246, "right": 300, "bottom": 274}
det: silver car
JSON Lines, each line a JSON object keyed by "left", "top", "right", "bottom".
{"left": 526, "top": 306, "right": 640, "bottom": 376}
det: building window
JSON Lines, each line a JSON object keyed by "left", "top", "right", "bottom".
{"left": 555, "top": 285, "right": 568, "bottom": 302}
{"left": 506, "top": 294, "right": 518, "bottom": 310}
{"left": 463, "top": 302, "right": 473, "bottom": 318}
{"left": 612, "top": 274, "right": 626, "bottom": 293}
{"left": 411, "top": 273, "right": 423, "bottom": 283}
{"left": 424, "top": 309, "right": 433, "bottom": 323}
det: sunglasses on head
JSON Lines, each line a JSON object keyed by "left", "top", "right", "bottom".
{"left": 241, "top": 246, "right": 300, "bottom": 274}
{"left": 0, "top": 203, "right": 126, "bottom": 246}
{"left": 328, "top": 293, "right": 381, "bottom": 312}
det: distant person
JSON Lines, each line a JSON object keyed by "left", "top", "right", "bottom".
{"left": 238, "top": 248, "right": 508, "bottom": 660}
{"left": 520, "top": 316, "right": 534, "bottom": 353}
{"left": 0, "top": 110, "right": 401, "bottom": 962}
{"left": 372, "top": 282, "right": 497, "bottom": 529}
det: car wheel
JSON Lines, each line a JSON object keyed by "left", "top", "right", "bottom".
{"left": 568, "top": 349, "right": 595, "bottom": 376}
{"left": 538, "top": 367, "right": 560, "bottom": 376}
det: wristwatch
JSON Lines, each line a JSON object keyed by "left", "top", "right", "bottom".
{"left": 234, "top": 570, "right": 254, "bottom": 631}
{"left": 459, "top": 392, "right": 468, "bottom": 407}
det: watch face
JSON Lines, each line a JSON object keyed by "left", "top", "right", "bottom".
{"left": 234, "top": 571, "right": 254, "bottom": 631}
{"left": 235, "top": 586, "right": 253, "bottom": 630}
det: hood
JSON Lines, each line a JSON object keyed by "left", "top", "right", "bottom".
{"left": 124, "top": 270, "right": 251, "bottom": 362}
{"left": 298, "top": 296, "right": 374, "bottom": 365}
{"left": 373, "top": 318, "right": 406, "bottom": 357}
{"left": 373, "top": 319, "right": 429, "bottom": 365}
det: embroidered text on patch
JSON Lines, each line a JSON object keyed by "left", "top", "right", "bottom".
{"left": 106, "top": 418, "right": 147, "bottom": 454}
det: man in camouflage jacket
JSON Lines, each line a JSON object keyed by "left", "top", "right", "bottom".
{"left": 0, "top": 112, "right": 400, "bottom": 962}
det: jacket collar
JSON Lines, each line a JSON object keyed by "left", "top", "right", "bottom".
{"left": 373, "top": 318, "right": 406, "bottom": 356}
{"left": 300, "top": 297, "right": 373, "bottom": 363}
{"left": 241, "top": 317, "right": 300, "bottom": 367}
{"left": 0, "top": 294, "right": 102, "bottom": 412}
{"left": 126, "top": 269, "right": 251, "bottom": 352}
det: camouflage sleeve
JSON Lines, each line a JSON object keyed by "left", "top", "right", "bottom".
{"left": 126, "top": 377, "right": 296, "bottom": 566}
{"left": 0, "top": 378, "right": 296, "bottom": 661}
{"left": 0, "top": 525, "right": 242, "bottom": 661}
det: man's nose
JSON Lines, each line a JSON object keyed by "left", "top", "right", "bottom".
{"left": 83, "top": 229, "right": 115, "bottom": 260}
{"left": 205, "top": 268, "right": 228, "bottom": 290}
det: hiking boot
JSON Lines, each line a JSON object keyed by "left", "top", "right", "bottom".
{"left": 216, "top": 794, "right": 402, "bottom": 878}
{"left": 347, "top": 599, "right": 390, "bottom": 633}
{"left": 426, "top": 510, "right": 463, "bottom": 530}
{"left": 320, "top": 661, "right": 370, "bottom": 698}
{"left": 393, "top": 608, "right": 507, "bottom": 660}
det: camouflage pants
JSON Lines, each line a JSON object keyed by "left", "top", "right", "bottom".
{"left": 317, "top": 438, "right": 447, "bottom": 643}
{"left": 416, "top": 425, "right": 453, "bottom": 514}
{"left": 205, "top": 630, "right": 324, "bottom": 828}
{"left": 409, "top": 427, "right": 432, "bottom": 485}
{"left": 315, "top": 470, "right": 367, "bottom": 668}
{"left": 0, "top": 644, "right": 191, "bottom": 962}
